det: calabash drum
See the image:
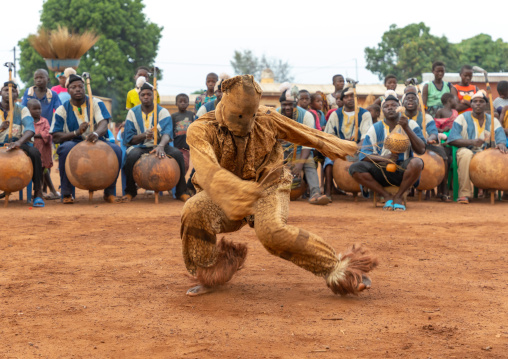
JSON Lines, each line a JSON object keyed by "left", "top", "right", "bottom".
{"left": 332, "top": 158, "right": 360, "bottom": 193}
{"left": 133, "top": 153, "right": 180, "bottom": 192}
{"left": 415, "top": 150, "right": 445, "bottom": 190}
{"left": 0, "top": 147, "right": 33, "bottom": 206}
{"left": 469, "top": 148, "right": 508, "bottom": 191}
{"left": 65, "top": 141, "right": 119, "bottom": 191}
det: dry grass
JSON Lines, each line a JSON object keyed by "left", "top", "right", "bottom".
{"left": 29, "top": 26, "right": 99, "bottom": 59}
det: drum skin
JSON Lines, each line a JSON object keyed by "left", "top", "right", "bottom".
{"left": 415, "top": 150, "right": 445, "bottom": 190}
{"left": 0, "top": 147, "right": 33, "bottom": 193}
{"left": 65, "top": 141, "right": 119, "bottom": 191}
{"left": 133, "top": 153, "right": 180, "bottom": 191}
{"left": 332, "top": 158, "right": 360, "bottom": 193}
{"left": 469, "top": 148, "right": 508, "bottom": 190}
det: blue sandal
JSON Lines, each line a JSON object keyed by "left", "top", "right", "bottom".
{"left": 393, "top": 203, "right": 406, "bottom": 211}
{"left": 33, "top": 197, "right": 45, "bottom": 208}
{"left": 383, "top": 200, "right": 394, "bottom": 211}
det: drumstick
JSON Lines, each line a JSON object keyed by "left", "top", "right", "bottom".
{"left": 83, "top": 73, "right": 94, "bottom": 133}
{"left": 82, "top": 72, "right": 95, "bottom": 202}
{"left": 417, "top": 84, "right": 427, "bottom": 139}
{"left": 6, "top": 63, "right": 14, "bottom": 142}
{"left": 152, "top": 66, "right": 159, "bottom": 204}
{"left": 153, "top": 67, "right": 158, "bottom": 146}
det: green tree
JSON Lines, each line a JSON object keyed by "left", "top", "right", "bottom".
{"left": 455, "top": 34, "right": 508, "bottom": 72}
{"left": 18, "top": 0, "right": 163, "bottom": 122}
{"left": 365, "top": 23, "right": 459, "bottom": 81}
{"left": 231, "top": 50, "right": 293, "bottom": 82}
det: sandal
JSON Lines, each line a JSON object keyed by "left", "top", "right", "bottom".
{"left": 33, "top": 197, "right": 45, "bottom": 208}
{"left": 383, "top": 199, "right": 394, "bottom": 211}
{"left": 63, "top": 196, "right": 74, "bottom": 204}
{"left": 457, "top": 196, "right": 469, "bottom": 204}
{"left": 309, "top": 194, "right": 330, "bottom": 205}
{"left": 393, "top": 203, "right": 406, "bottom": 211}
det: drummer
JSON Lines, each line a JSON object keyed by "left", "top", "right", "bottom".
{"left": 0, "top": 81, "right": 45, "bottom": 207}
{"left": 121, "top": 82, "right": 190, "bottom": 202}
{"left": 447, "top": 90, "right": 507, "bottom": 204}
{"left": 50, "top": 70, "right": 122, "bottom": 204}
{"left": 402, "top": 86, "right": 451, "bottom": 201}
{"left": 322, "top": 86, "right": 373, "bottom": 200}
{"left": 349, "top": 91, "right": 425, "bottom": 211}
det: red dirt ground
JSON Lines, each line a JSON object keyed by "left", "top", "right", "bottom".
{"left": 1, "top": 186, "right": 508, "bottom": 358}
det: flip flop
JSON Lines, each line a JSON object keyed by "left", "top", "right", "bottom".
{"left": 63, "top": 196, "right": 74, "bottom": 204}
{"left": 383, "top": 199, "right": 394, "bottom": 211}
{"left": 33, "top": 197, "right": 45, "bottom": 208}
{"left": 457, "top": 196, "right": 469, "bottom": 204}
{"left": 393, "top": 203, "right": 406, "bottom": 211}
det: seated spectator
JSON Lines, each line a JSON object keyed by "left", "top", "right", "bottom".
{"left": 447, "top": 90, "right": 507, "bottom": 204}
{"left": 349, "top": 91, "right": 425, "bottom": 211}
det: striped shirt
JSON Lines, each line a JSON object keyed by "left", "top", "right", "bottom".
{"left": 50, "top": 97, "right": 110, "bottom": 140}
{"left": 325, "top": 107, "right": 372, "bottom": 142}
{"left": 123, "top": 104, "right": 172, "bottom": 153}
{"left": 0, "top": 103, "right": 35, "bottom": 145}
{"left": 359, "top": 120, "right": 425, "bottom": 163}
{"left": 447, "top": 112, "right": 506, "bottom": 149}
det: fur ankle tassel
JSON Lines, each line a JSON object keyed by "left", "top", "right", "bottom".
{"left": 196, "top": 238, "right": 248, "bottom": 287}
{"left": 326, "top": 244, "right": 379, "bottom": 296}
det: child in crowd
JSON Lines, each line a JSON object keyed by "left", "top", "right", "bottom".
{"left": 422, "top": 61, "right": 457, "bottom": 118}
{"left": 367, "top": 104, "right": 380, "bottom": 123}
{"left": 298, "top": 90, "right": 322, "bottom": 131}
{"left": 298, "top": 90, "right": 311, "bottom": 110}
{"left": 454, "top": 65, "right": 478, "bottom": 114}
{"left": 194, "top": 72, "right": 218, "bottom": 113}
{"left": 171, "top": 93, "right": 194, "bottom": 174}
{"left": 494, "top": 81, "right": 508, "bottom": 131}
{"left": 51, "top": 72, "right": 70, "bottom": 103}
{"left": 326, "top": 74, "right": 345, "bottom": 110}
{"left": 326, "top": 96, "right": 342, "bottom": 121}
{"left": 435, "top": 93, "right": 458, "bottom": 136}
{"left": 125, "top": 66, "right": 160, "bottom": 110}
{"left": 21, "top": 69, "right": 61, "bottom": 126}
{"left": 309, "top": 93, "right": 327, "bottom": 130}
{"left": 27, "top": 99, "right": 60, "bottom": 200}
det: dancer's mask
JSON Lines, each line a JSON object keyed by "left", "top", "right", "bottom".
{"left": 216, "top": 75, "right": 262, "bottom": 137}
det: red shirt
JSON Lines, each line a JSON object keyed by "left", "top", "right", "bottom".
{"left": 454, "top": 84, "right": 477, "bottom": 114}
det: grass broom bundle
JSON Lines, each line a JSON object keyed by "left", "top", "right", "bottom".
{"left": 29, "top": 26, "right": 99, "bottom": 59}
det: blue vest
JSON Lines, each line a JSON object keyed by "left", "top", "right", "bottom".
{"left": 333, "top": 107, "right": 368, "bottom": 141}
{"left": 277, "top": 106, "right": 308, "bottom": 155}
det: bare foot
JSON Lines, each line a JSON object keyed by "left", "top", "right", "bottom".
{"left": 104, "top": 195, "right": 121, "bottom": 203}
{"left": 186, "top": 285, "right": 214, "bottom": 297}
{"left": 120, "top": 194, "right": 133, "bottom": 203}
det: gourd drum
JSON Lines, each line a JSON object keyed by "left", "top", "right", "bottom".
{"left": 332, "top": 158, "right": 360, "bottom": 193}
{"left": 469, "top": 148, "right": 508, "bottom": 190}
{"left": 289, "top": 176, "right": 306, "bottom": 201}
{"left": 415, "top": 150, "right": 445, "bottom": 190}
{"left": 0, "top": 147, "right": 33, "bottom": 193}
{"left": 133, "top": 153, "right": 180, "bottom": 192}
{"left": 384, "top": 132, "right": 410, "bottom": 154}
{"left": 65, "top": 141, "right": 119, "bottom": 191}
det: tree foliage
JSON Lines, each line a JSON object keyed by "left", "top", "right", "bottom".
{"left": 230, "top": 50, "right": 294, "bottom": 83}
{"left": 364, "top": 23, "right": 459, "bottom": 81}
{"left": 18, "top": 0, "right": 163, "bottom": 122}
{"left": 455, "top": 34, "right": 508, "bottom": 73}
